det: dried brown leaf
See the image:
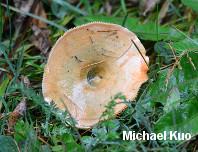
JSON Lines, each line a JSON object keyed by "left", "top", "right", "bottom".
{"left": 14, "top": 0, "right": 34, "bottom": 37}
{"left": 141, "top": 0, "right": 158, "bottom": 16}
{"left": 8, "top": 98, "right": 27, "bottom": 131}
{"left": 158, "top": 0, "right": 170, "bottom": 24}
{"left": 7, "top": 76, "right": 31, "bottom": 131}
{"left": 29, "top": 24, "right": 51, "bottom": 62}
{"left": 12, "top": 0, "right": 39, "bottom": 58}
{"left": 22, "top": 75, "right": 31, "bottom": 88}
{"left": 32, "top": 1, "right": 47, "bottom": 28}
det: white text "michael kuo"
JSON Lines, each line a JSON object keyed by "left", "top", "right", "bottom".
{"left": 123, "top": 131, "right": 191, "bottom": 141}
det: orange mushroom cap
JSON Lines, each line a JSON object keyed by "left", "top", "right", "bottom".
{"left": 42, "top": 22, "right": 149, "bottom": 128}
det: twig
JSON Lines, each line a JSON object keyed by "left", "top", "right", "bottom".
{"left": 38, "top": 136, "right": 51, "bottom": 148}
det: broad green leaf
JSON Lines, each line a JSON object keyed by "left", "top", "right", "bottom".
{"left": 154, "top": 97, "right": 198, "bottom": 142}
{"left": 180, "top": 52, "right": 198, "bottom": 80}
{"left": 74, "top": 15, "right": 185, "bottom": 41}
{"left": 14, "top": 119, "right": 27, "bottom": 143}
{"left": 0, "top": 136, "right": 19, "bottom": 152}
{"left": 65, "top": 142, "right": 83, "bottom": 152}
{"left": 164, "top": 38, "right": 198, "bottom": 53}
{"left": 181, "top": 0, "right": 198, "bottom": 13}
{"left": 51, "top": 145, "right": 63, "bottom": 152}
{"left": 59, "top": 133, "right": 74, "bottom": 143}
{"left": 41, "top": 145, "right": 51, "bottom": 152}
{"left": 163, "top": 87, "right": 180, "bottom": 113}
{"left": 151, "top": 51, "right": 198, "bottom": 143}
{"left": 139, "top": 52, "right": 198, "bottom": 108}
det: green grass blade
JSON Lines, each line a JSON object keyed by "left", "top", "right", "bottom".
{"left": 166, "top": 0, "right": 185, "bottom": 23}
{"left": 0, "top": 43, "right": 15, "bottom": 75}
{"left": 52, "top": 0, "right": 89, "bottom": 16}
{"left": 131, "top": 40, "right": 149, "bottom": 68}
{"left": 15, "top": 44, "right": 25, "bottom": 82}
{"left": 83, "top": 0, "right": 92, "bottom": 14}
{"left": 173, "top": 25, "right": 198, "bottom": 46}
{"left": 0, "top": 5, "right": 3, "bottom": 41}
{"left": 0, "top": 95, "right": 9, "bottom": 134}
{"left": 122, "top": 14, "right": 128, "bottom": 27}
{"left": 156, "top": 3, "right": 160, "bottom": 69}
{"left": 6, "top": 0, "right": 13, "bottom": 55}
{"left": 131, "top": 39, "right": 153, "bottom": 78}
{"left": 120, "top": 0, "right": 127, "bottom": 15}
{"left": 181, "top": 0, "right": 198, "bottom": 13}
{"left": 0, "top": 3, "right": 67, "bottom": 31}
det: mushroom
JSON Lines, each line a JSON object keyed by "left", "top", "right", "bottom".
{"left": 42, "top": 22, "right": 149, "bottom": 129}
